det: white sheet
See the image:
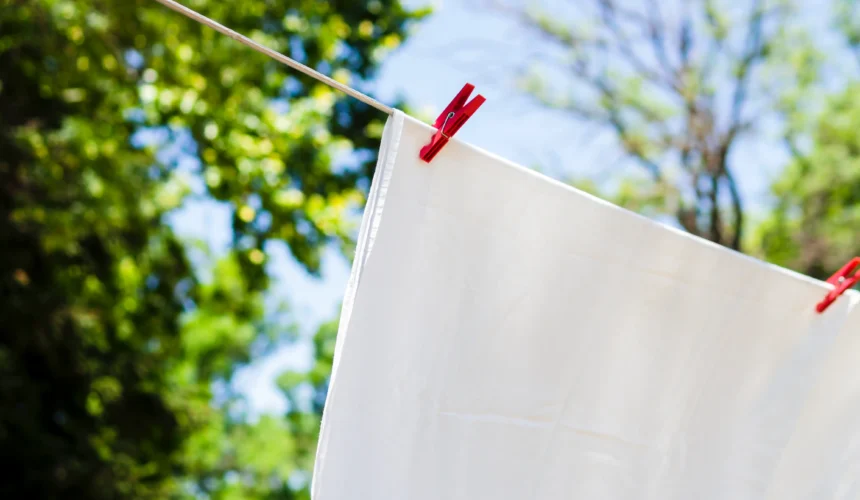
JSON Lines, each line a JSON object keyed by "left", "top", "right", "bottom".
{"left": 312, "top": 110, "right": 860, "bottom": 499}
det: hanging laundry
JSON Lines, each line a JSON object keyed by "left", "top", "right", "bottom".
{"left": 311, "top": 111, "right": 860, "bottom": 500}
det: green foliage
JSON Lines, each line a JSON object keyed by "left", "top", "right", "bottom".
{"left": 747, "top": 1, "right": 860, "bottom": 278}
{"left": 0, "top": 0, "right": 424, "bottom": 497}
{"left": 755, "top": 83, "right": 860, "bottom": 278}
{"left": 835, "top": 0, "right": 860, "bottom": 56}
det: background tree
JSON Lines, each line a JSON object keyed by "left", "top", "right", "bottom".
{"left": 755, "top": 84, "right": 860, "bottom": 278}
{"left": 496, "top": 0, "right": 860, "bottom": 280}
{"left": 755, "top": 0, "right": 860, "bottom": 278}
{"left": 0, "top": 0, "right": 425, "bottom": 497}
{"left": 495, "top": 0, "right": 798, "bottom": 251}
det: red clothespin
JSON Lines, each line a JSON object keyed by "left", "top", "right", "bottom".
{"left": 816, "top": 257, "right": 860, "bottom": 313}
{"left": 419, "top": 83, "right": 485, "bottom": 163}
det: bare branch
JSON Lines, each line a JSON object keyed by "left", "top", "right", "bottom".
{"left": 491, "top": 0, "right": 780, "bottom": 247}
{"left": 709, "top": 176, "right": 723, "bottom": 243}
{"left": 515, "top": 6, "right": 676, "bottom": 149}
{"left": 597, "top": 0, "right": 676, "bottom": 89}
{"left": 702, "top": 0, "right": 726, "bottom": 78}
{"left": 643, "top": 0, "right": 675, "bottom": 76}
{"left": 728, "top": 0, "right": 766, "bottom": 138}
{"left": 678, "top": 7, "right": 693, "bottom": 69}
{"left": 724, "top": 167, "right": 744, "bottom": 250}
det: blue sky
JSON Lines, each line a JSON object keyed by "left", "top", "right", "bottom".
{"left": 168, "top": 0, "right": 838, "bottom": 414}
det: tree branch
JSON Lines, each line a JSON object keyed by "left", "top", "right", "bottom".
{"left": 494, "top": 0, "right": 777, "bottom": 248}
{"left": 709, "top": 175, "right": 723, "bottom": 242}
{"left": 643, "top": 0, "right": 675, "bottom": 76}
{"left": 702, "top": 0, "right": 726, "bottom": 80}
{"left": 597, "top": 0, "right": 677, "bottom": 90}
{"left": 728, "top": 0, "right": 766, "bottom": 138}
{"left": 724, "top": 166, "right": 744, "bottom": 250}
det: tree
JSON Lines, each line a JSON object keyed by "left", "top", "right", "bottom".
{"left": 0, "top": 0, "right": 425, "bottom": 497}
{"left": 755, "top": 84, "right": 860, "bottom": 278}
{"left": 755, "top": 0, "right": 860, "bottom": 278}
{"left": 496, "top": 0, "right": 798, "bottom": 250}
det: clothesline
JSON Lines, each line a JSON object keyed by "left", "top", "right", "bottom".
{"left": 152, "top": 0, "right": 394, "bottom": 116}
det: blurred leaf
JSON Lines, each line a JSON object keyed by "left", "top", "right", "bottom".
{"left": 0, "top": 0, "right": 426, "bottom": 498}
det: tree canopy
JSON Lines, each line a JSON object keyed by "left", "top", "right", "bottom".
{"left": 751, "top": 0, "right": 860, "bottom": 278}
{"left": 0, "top": 0, "right": 425, "bottom": 497}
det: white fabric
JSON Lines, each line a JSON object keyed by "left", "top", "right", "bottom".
{"left": 312, "top": 110, "right": 860, "bottom": 499}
